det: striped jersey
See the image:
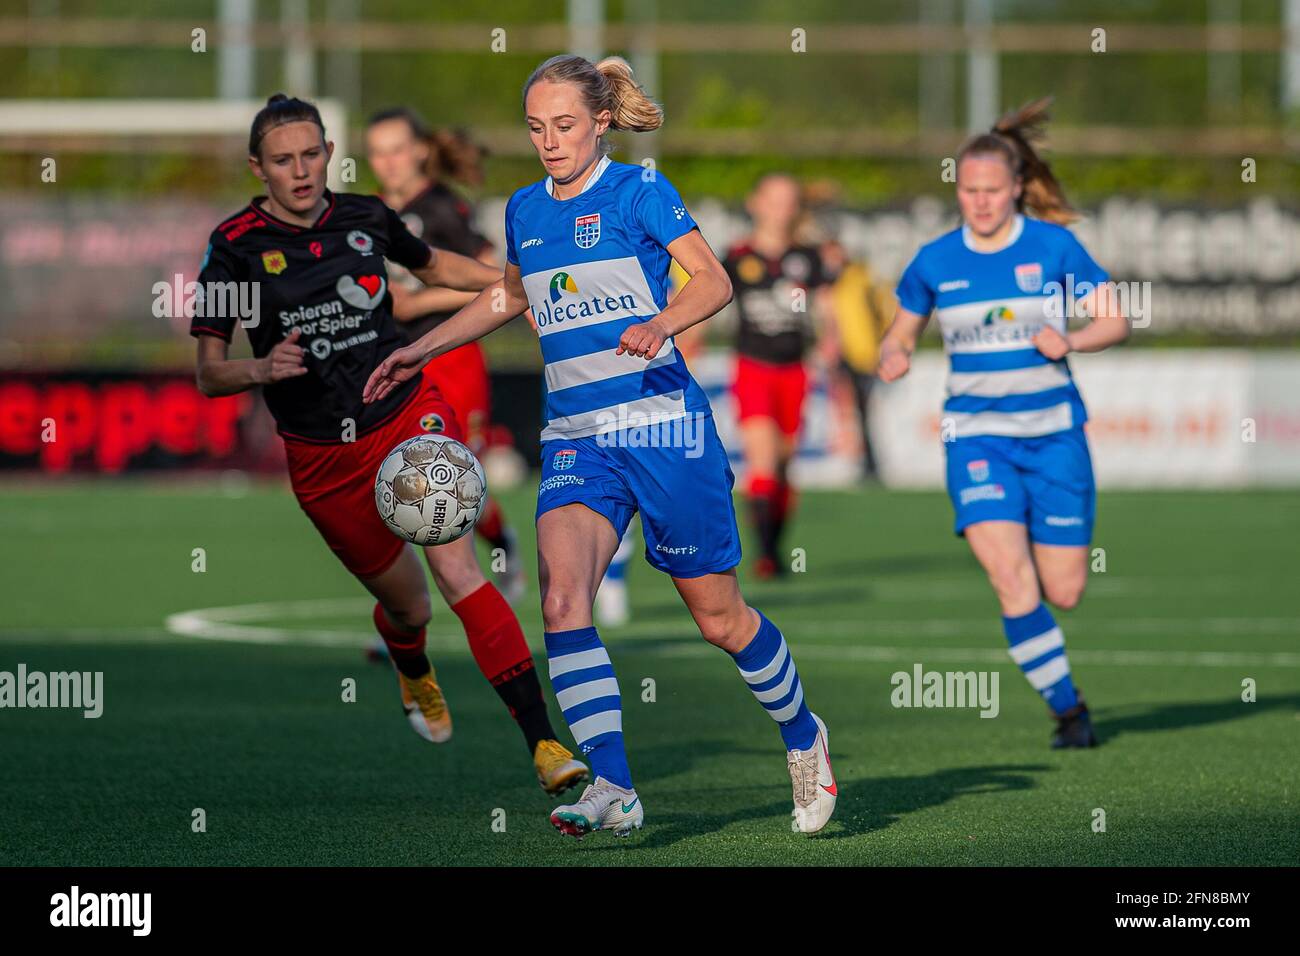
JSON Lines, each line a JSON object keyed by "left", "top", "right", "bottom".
{"left": 505, "top": 157, "right": 710, "bottom": 441}
{"left": 895, "top": 214, "right": 1109, "bottom": 439}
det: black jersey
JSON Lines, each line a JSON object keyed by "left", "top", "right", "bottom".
{"left": 387, "top": 182, "right": 492, "bottom": 343}
{"left": 723, "top": 242, "right": 827, "bottom": 364}
{"left": 191, "top": 191, "right": 432, "bottom": 442}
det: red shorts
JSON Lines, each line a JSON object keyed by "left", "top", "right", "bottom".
{"left": 425, "top": 342, "right": 490, "bottom": 453}
{"left": 733, "top": 355, "right": 808, "bottom": 437}
{"left": 283, "top": 367, "right": 463, "bottom": 579}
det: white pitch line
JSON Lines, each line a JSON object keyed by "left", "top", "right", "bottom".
{"left": 630, "top": 642, "right": 1300, "bottom": 670}
{"left": 156, "top": 599, "right": 1300, "bottom": 669}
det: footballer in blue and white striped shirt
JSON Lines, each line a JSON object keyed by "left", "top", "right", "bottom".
{"left": 880, "top": 98, "right": 1130, "bottom": 749}
{"left": 365, "top": 54, "right": 837, "bottom": 838}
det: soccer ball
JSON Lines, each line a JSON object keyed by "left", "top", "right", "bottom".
{"left": 374, "top": 434, "right": 488, "bottom": 546}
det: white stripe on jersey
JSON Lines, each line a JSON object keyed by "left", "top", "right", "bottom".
{"left": 946, "top": 403, "right": 1075, "bottom": 439}
{"left": 545, "top": 339, "right": 678, "bottom": 393}
{"left": 938, "top": 296, "right": 1058, "bottom": 354}
{"left": 947, "top": 362, "right": 1072, "bottom": 398}
{"left": 540, "top": 391, "right": 688, "bottom": 442}
{"left": 522, "top": 256, "right": 659, "bottom": 337}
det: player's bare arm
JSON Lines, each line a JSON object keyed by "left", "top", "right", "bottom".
{"left": 1032, "top": 286, "right": 1130, "bottom": 360}
{"left": 409, "top": 245, "right": 501, "bottom": 293}
{"left": 389, "top": 282, "right": 478, "bottom": 322}
{"left": 363, "top": 263, "right": 530, "bottom": 404}
{"left": 195, "top": 328, "right": 309, "bottom": 397}
{"left": 877, "top": 305, "right": 929, "bottom": 382}
{"left": 617, "top": 229, "right": 733, "bottom": 360}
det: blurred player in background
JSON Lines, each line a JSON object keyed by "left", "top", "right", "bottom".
{"left": 365, "top": 55, "right": 837, "bottom": 839}
{"left": 724, "top": 174, "right": 830, "bottom": 578}
{"left": 193, "top": 94, "right": 587, "bottom": 795}
{"left": 819, "top": 237, "right": 894, "bottom": 481}
{"left": 879, "top": 99, "right": 1128, "bottom": 748}
{"left": 366, "top": 108, "right": 525, "bottom": 604}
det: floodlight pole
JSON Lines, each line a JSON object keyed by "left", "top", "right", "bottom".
{"left": 920, "top": 0, "right": 956, "bottom": 152}
{"left": 217, "top": 0, "right": 254, "bottom": 101}
{"left": 964, "top": 0, "right": 998, "bottom": 133}
{"left": 1282, "top": 0, "right": 1300, "bottom": 117}
{"left": 568, "top": 0, "right": 604, "bottom": 62}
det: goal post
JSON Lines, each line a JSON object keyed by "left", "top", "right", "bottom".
{"left": 0, "top": 98, "right": 350, "bottom": 189}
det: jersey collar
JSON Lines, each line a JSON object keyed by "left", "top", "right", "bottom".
{"left": 961, "top": 213, "right": 1023, "bottom": 254}
{"left": 545, "top": 154, "right": 611, "bottom": 199}
{"left": 253, "top": 189, "right": 337, "bottom": 233}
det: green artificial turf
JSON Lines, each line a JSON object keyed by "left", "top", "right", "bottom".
{"left": 0, "top": 480, "right": 1296, "bottom": 865}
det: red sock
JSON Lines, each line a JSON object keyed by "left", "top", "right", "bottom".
{"left": 747, "top": 474, "right": 781, "bottom": 560}
{"left": 451, "top": 582, "right": 555, "bottom": 750}
{"left": 774, "top": 479, "right": 795, "bottom": 525}
{"left": 474, "top": 497, "right": 506, "bottom": 548}
{"left": 372, "top": 603, "right": 431, "bottom": 679}
{"left": 748, "top": 474, "right": 779, "bottom": 504}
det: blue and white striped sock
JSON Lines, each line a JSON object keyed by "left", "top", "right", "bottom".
{"left": 730, "top": 610, "right": 818, "bottom": 751}
{"left": 1003, "top": 603, "right": 1079, "bottom": 714}
{"left": 544, "top": 626, "right": 632, "bottom": 789}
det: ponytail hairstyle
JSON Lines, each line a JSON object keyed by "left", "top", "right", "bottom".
{"left": 368, "top": 108, "right": 488, "bottom": 186}
{"left": 522, "top": 54, "right": 663, "bottom": 152}
{"left": 956, "top": 97, "right": 1077, "bottom": 225}
{"left": 428, "top": 127, "right": 489, "bottom": 187}
{"left": 249, "top": 93, "right": 326, "bottom": 158}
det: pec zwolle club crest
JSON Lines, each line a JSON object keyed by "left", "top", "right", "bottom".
{"left": 967, "top": 459, "right": 990, "bottom": 483}
{"left": 1015, "top": 262, "right": 1043, "bottom": 293}
{"left": 553, "top": 448, "right": 577, "bottom": 471}
{"left": 574, "top": 213, "right": 600, "bottom": 249}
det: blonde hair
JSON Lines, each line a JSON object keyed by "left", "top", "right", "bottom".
{"left": 956, "top": 96, "right": 1077, "bottom": 225}
{"left": 523, "top": 54, "right": 663, "bottom": 149}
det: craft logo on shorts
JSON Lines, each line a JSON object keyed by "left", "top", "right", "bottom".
{"left": 553, "top": 448, "right": 577, "bottom": 471}
{"left": 347, "top": 230, "right": 374, "bottom": 255}
{"left": 419, "top": 412, "right": 445, "bottom": 434}
{"left": 967, "top": 459, "right": 990, "bottom": 483}
{"left": 574, "top": 213, "right": 601, "bottom": 249}
{"left": 262, "top": 250, "right": 288, "bottom": 275}
{"left": 1015, "top": 262, "right": 1043, "bottom": 293}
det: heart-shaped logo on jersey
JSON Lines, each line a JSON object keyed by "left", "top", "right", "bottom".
{"left": 337, "top": 273, "right": 386, "bottom": 310}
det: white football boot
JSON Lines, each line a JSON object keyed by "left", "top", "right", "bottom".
{"left": 550, "top": 776, "right": 644, "bottom": 839}
{"left": 789, "top": 713, "right": 837, "bottom": 834}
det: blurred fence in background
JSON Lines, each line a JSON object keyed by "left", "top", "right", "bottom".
{"left": 1, "top": 1, "right": 1298, "bottom": 483}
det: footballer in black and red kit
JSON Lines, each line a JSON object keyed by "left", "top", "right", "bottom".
{"left": 723, "top": 173, "right": 829, "bottom": 578}
{"left": 191, "top": 94, "right": 587, "bottom": 794}
{"left": 365, "top": 109, "right": 525, "bottom": 603}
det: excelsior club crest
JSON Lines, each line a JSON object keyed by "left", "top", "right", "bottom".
{"left": 574, "top": 213, "right": 601, "bottom": 249}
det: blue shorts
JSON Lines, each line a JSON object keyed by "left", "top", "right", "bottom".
{"left": 535, "top": 414, "right": 743, "bottom": 578}
{"left": 945, "top": 428, "right": 1095, "bottom": 546}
